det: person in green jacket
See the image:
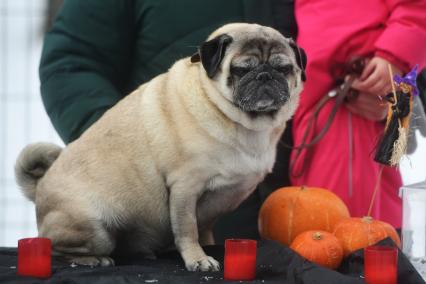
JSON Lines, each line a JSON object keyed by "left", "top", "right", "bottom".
{"left": 39, "top": 0, "right": 296, "bottom": 244}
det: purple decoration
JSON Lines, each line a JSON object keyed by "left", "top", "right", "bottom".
{"left": 393, "top": 64, "right": 419, "bottom": 96}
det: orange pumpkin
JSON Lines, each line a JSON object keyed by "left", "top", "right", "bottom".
{"left": 290, "top": 230, "right": 344, "bottom": 269}
{"left": 333, "top": 216, "right": 401, "bottom": 256}
{"left": 258, "top": 186, "right": 350, "bottom": 245}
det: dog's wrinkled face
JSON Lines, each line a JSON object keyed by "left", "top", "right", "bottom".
{"left": 191, "top": 23, "right": 307, "bottom": 117}
{"left": 229, "top": 39, "right": 301, "bottom": 115}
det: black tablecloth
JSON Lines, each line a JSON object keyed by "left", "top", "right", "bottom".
{"left": 0, "top": 239, "right": 424, "bottom": 284}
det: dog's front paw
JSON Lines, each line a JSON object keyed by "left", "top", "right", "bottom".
{"left": 64, "top": 256, "right": 115, "bottom": 267}
{"left": 185, "top": 255, "right": 220, "bottom": 272}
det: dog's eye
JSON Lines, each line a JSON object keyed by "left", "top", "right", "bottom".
{"left": 275, "top": 65, "right": 294, "bottom": 75}
{"left": 231, "top": 66, "right": 251, "bottom": 77}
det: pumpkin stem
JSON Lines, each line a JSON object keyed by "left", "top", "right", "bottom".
{"left": 362, "top": 216, "right": 373, "bottom": 224}
{"left": 312, "top": 232, "right": 323, "bottom": 240}
{"left": 301, "top": 185, "right": 307, "bottom": 191}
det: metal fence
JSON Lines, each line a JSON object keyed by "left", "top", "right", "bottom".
{"left": 0, "top": 0, "right": 63, "bottom": 247}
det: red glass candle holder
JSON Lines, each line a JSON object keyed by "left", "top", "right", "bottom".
{"left": 224, "top": 239, "right": 257, "bottom": 281}
{"left": 18, "top": 238, "right": 52, "bottom": 278}
{"left": 364, "top": 245, "right": 398, "bottom": 284}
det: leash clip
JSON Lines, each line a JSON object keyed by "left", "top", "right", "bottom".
{"left": 328, "top": 89, "right": 338, "bottom": 98}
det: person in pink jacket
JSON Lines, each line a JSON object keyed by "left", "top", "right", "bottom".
{"left": 292, "top": 0, "right": 426, "bottom": 228}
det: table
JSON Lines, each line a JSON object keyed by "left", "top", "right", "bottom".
{"left": 0, "top": 239, "right": 422, "bottom": 284}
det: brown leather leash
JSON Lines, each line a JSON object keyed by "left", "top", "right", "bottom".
{"left": 286, "top": 57, "right": 367, "bottom": 178}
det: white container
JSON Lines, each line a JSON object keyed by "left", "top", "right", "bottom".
{"left": 400, "top": 180, "right": 426, "bottom": 279}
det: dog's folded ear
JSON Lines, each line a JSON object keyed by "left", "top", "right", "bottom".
{"left": 289, "top": 40, "right": 307, "bottom": 82}
{"left": 191, "top": 34, "right": 233, "bottom": 78}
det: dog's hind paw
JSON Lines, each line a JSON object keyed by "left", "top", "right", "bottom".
{"left": 66, "top": 256, "right": 115, "bottom": 267}
{"left": 186, "top": 255, "right": 220, "bottom": 272}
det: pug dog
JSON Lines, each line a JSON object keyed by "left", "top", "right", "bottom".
{"left": 15, "top": 23, "right": 306, "bottom": 272}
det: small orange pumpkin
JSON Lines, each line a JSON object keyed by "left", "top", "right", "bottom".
{"left": 333, "top": 216, "right": 401, "bottom": 256}
{"left": 258, "top": 186, "right": 350, "bottom": 245}
{"left": 290, "top": 230, "right": 344, "bottom": 269}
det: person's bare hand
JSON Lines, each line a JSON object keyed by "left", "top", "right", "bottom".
{"left": 345, "top": 92, "right": 388, "bottom": 121}
{"left": 351, "top": 57, "right": 402, "bottom": 96}
{"left": 345, "top": 57, "right": 402, "bottom": 121}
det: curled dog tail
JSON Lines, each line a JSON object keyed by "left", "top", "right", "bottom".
{"left": 15, "top": 142, "right": 62, "bottom": 202}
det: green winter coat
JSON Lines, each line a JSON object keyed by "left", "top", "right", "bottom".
{"left": 39, "top": 0, "right": 296, "bottom": 243}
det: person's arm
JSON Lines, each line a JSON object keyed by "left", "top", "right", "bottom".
{"left": 375, "top": 0, "right": 426, "bottom": 112}
{"left": 374, "top": 0, "right": 426, "bottom": 72}
{"left": 347, "top": 0, "right": 426, "bottom": 121}
{"left": 40, "top": 0, "right": 135, "bottom": 143}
